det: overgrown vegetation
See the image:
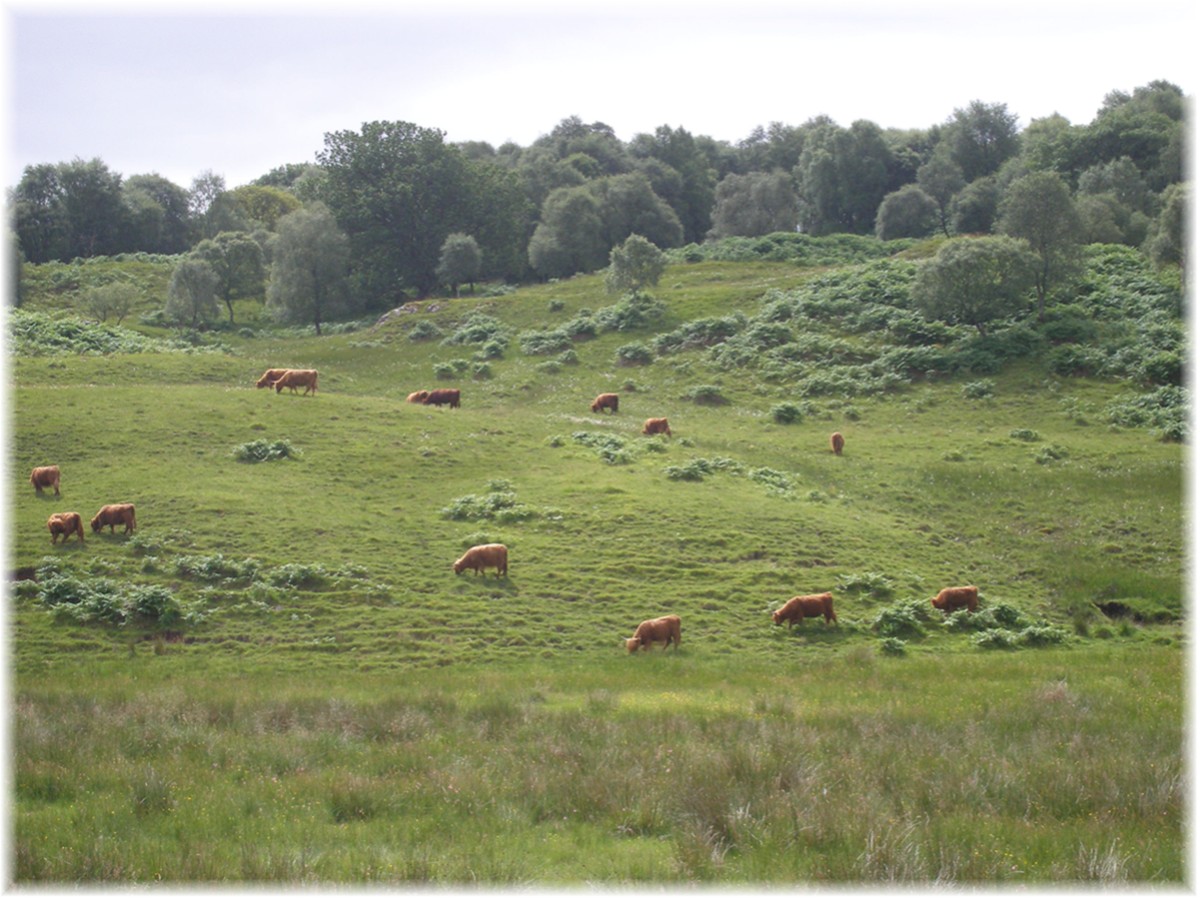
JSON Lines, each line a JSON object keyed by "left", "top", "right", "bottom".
{"left": 11, "top": 247, "right": 1183, "bottom": 887}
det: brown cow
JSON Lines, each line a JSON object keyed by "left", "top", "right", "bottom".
{"left": 406, "top": 390, "right": 430, "bottom": 403}
{"left": 931, "top": 585, "right": 978, "bottom": 614}
{"left": 453, "top": 543, "right": 508, "bottom": 578}
{"left": 642, "top": 417, "right": 672, "bottom": 437}
{"left": 30, "top": 465, "right": 61, "bottom": 496}
{"left": 831, "top": 432, "right": 845, "bottom": 456}
{"left": 591, "top": 393, "right": 619, "bottom": 414}
{"left": 273, "top": 369, "right": 319, "bottom": 395}
{"left": 772, "top": 592, "right": 838, "bottom": 629}
{"left": 626, "top": 615, "right": 682, "bottom": 653}
{"left": 256, "top": 369, "right": 289, "bottom": 389}
{"left": 90, "top": 503, "right": 137, "bottom": 535}
{"left": 47, "top": 512, "right": 85, "bottom": 545}
{"left": 423, "top": 388, "right": 461, "bottom": 408}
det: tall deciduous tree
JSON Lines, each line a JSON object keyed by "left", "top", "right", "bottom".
{"left": 916, "top": 151, "right": 965, "bottom": 236}
{"left": 436, "top": 233, "right": 482, "bottom": 296}
{"left": 795, "top": 120, "right": 895, "bottom": 235}
{"left": 997, "top": 171, "right": 1084, "bottom": 319}
{"left": 605, "top": 234, "right": 666, "bottom": 295}
{"left": 123, "top": 173, "right": 193, "bottom": 254}
{"left": 528, "top": 186, "right": 606, "bottom": 279}
{"left": 266, "top": 203, "right": 353, "bottom": 335}
{"left": 874, "top": 185, "right": 938, "bottom": 240}
{"left": 943, "top": 101, "right": 1021, "bottom": 183}
{"left": 192, "top": 232, "right": 266, "bottom": 323}
{"left": 165, "top": 257, "right": 220, "bottom": 330}
{"left": 708, "top": 171, "right": 797, "bottom": 238}
{"left": 912, "top": 236, "right": 1037, "bottom": 336}
{"left": 318, "top": 120, "right": 522, "bottom": 302}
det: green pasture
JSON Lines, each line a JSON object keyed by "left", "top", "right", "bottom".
{"left": 9, "top": 256, "right": 1185, "bottom": 885}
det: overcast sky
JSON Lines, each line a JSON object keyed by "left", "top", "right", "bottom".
{"left": 3, "top": 0, "right": 1195, "bottom": 190}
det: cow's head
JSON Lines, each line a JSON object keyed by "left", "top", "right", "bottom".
{"left": 625, "top": 637, "right": 640, "bottom": 653}
{"left": 771, "top": 609, "right": 785, "bottom": 625}
{"left": 453, "top": 558, "right": 466, "bottom": 575}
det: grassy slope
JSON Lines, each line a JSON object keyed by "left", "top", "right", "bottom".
{"left": 10, "top": 257, "right": 1185, "bottom": 884}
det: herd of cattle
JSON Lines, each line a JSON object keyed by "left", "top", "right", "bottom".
{"left": 31, "top": 464, "right": 137, "bottom": 546}
{"left": 27, "top": 367, "right": 977, "bottom": 653}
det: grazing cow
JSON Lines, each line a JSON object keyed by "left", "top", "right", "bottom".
{"left": 931, "top": 585, "right": 979, "bottom": 615}
{"left": 256, "top": 368, "right": 289, "bottom": 389}
{"left": 772, "top": 592, "right": 838, "bottom": 629}
{"left": 626, "top": 615, "right": 682, "bottom": 653}
{"left": 30, "top": 466, "right": 61, "bottom": 496}
{"left": 423, "top": 388, "right": 461, "bottom": 409}
{"left": 831, "top": 432, "right": 845, "bottom": 456}
{"left": 272, "top": 369, "right": 319, "bottom": 395}
{"left": 47, "top": 512, "right": 85, "bottom": 545}
{"left": 591, "top": 392, "right": 619, "bottom": 414}
{"left": 406, "top": 390, "right": 430, "bottom": 403}
{"left": 642, "top": 417, "right": 672, "bottom": 437}
{"left": 90, "top": 503, "right": 137, "bottom": 535}
{"left": 453, "top": 543, "right": 508, "bottom": 578}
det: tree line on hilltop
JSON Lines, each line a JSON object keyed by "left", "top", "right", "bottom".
{"left": 6, "top": 80, "right": 1188, "bottom": 332}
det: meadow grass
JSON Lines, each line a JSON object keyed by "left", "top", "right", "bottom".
{"left": 10, "top": 258, "right": 1184, "bottom": 886}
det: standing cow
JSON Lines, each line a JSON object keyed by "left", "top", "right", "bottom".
{"left": 591, "top": 393, "right": 619, "bottom": 414}
{"left": 830, "top": 432, "right": 845, "bottom": 455}
{"left": 453, "top": 543, "right": 508, "bottom": 577}
{"left": 47, "top": 512, "right": 85, "bottom": 545}
{"left": 424, "top": 388, "right": 461, "bottom": 409}
{"left": 272, "top": 369, "right": 319, "bottom": 395}
{"left": 30, "top": 466, "right": 61, "bottom": 496}
{"left": 256, "top": 369, "right": 289, "bottom": 389}
{"left": 90, "top": 503, "right": 137, "bottom": 535}
{"left": 626, "top": 615, "right": 682, "bottom": 653}
{"left": 642, "top": 417, "right": 672, "bottom": 437}
{"left": 931, "top": 585, "right": 978, "bottom": 615}
{"left": 772, "top": 592, "right": 838, "bottom": 629}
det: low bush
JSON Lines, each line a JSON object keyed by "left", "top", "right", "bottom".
{"left": 614, "top": 343, "right": 654, "bottom": 366}
{"left": 232, "top": 439, "right": 301, "bottom": 463}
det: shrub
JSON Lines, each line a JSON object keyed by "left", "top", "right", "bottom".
{"left": 961, "top": 379, "right": 995, "bottom": 400}
{"left": 232, "top": 439, "right": 301, "bottom": 463}
{"left": 547, "top": 299, "right": 565, "bottom": 312}
{"left": 878, "top": 637, "right": 907, "bottom": 656}
{"left": 441, "top": 313, "right": 510, "bottom": 347}
{"left": 594, "top": 292, "right": 666, "bottom": 332}
{"left": 519, "top": 328, "right": 572, "bottom": 355}
{"left": 870, "top": 602, "right": 928, "bottom": 638}
{"left": 837, "top": 571, "right": 895, "bottom": 600}
{"left": 770, "top": 403, "right": 804, "bottom": 424}
{"left": 408, "top": 320, "right": 442, "bottom": 341}
{"left": 1009, "top": 428, "right": 1041, "bottom": 442}
{"left": 1035, "top": 444, "right": 1070, "bottom": 465}
{"left": 472, "top": 363, "right": 493, "bottom": 380}
{"left": 685, "top": 384, "right": 727, "bottom": 405}
{"left": 614, "top": 343, "right": 654, "bottom": 366}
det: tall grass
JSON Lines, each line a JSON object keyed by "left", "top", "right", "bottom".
{"left": 11, "top": 253, "right": 1183, "bottom": 886}
{"left": 13, "top": 647, "right": 1181, "bottom": 884}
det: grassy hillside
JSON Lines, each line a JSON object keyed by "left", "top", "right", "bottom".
{"left": 10, "top": 245, "right": 1185, "bottom": 885}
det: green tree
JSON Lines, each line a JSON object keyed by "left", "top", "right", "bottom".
{"left": 997, "top": 171, "right": 1084, "bottom": 319}
{"left": 916, "top": 151, "right": 965, "bottom": 236}
{"left": 912, "top": 235, "right": 1037, "bottom": 336}
{"left": 605, "top": 233, "right": 666, "bottom": 295}
{"left": 874, "top": 184, "right": 938, "bottom": 240}
{"left": 165, "top": 257, "right": 220, "bottom": 330}
{"left": 123, "top": 173, "right": 193, "bottom": 254}
{"left": 950, "top": 175, "right": 1001, "bottom": 234}
{"left": 192, "top": 232, "right": 266, "bottom": 323}
{"left": 708, "top": 171, "right": 797, "bottom": 238}
{"left": 266, "top": 203, "right": 353, "bottom": 335}
{"left": 627, "top": 125, "right": 717, "bottom": 243}
{"left": 795, "top": 120, "right": 895, "bottom": 234}
{"left": 84, "top": 282, "right": 139, "bottom": 325}
{"left": 436, "top": 233, "right": 482, "bottom": 296}
{"left": 189, "top": 170, "right": 244, "bottom": 239}
{"left": 591, "top": 173, "right": 683, "bottom": 250}
{"left": 318, "top": 120, "right": 520, "bottom": 301}
{"left": 943, "top": 101, "right": 1021, "bottom": 183}
{"left": 229, "top": 184, "right": 303, "bottom": 231}
{"left": 528, "top": 186, "right": 606, "bottom": 279}
{"left": 1145, "top": 182, "right": 1187, "bottom": 272}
